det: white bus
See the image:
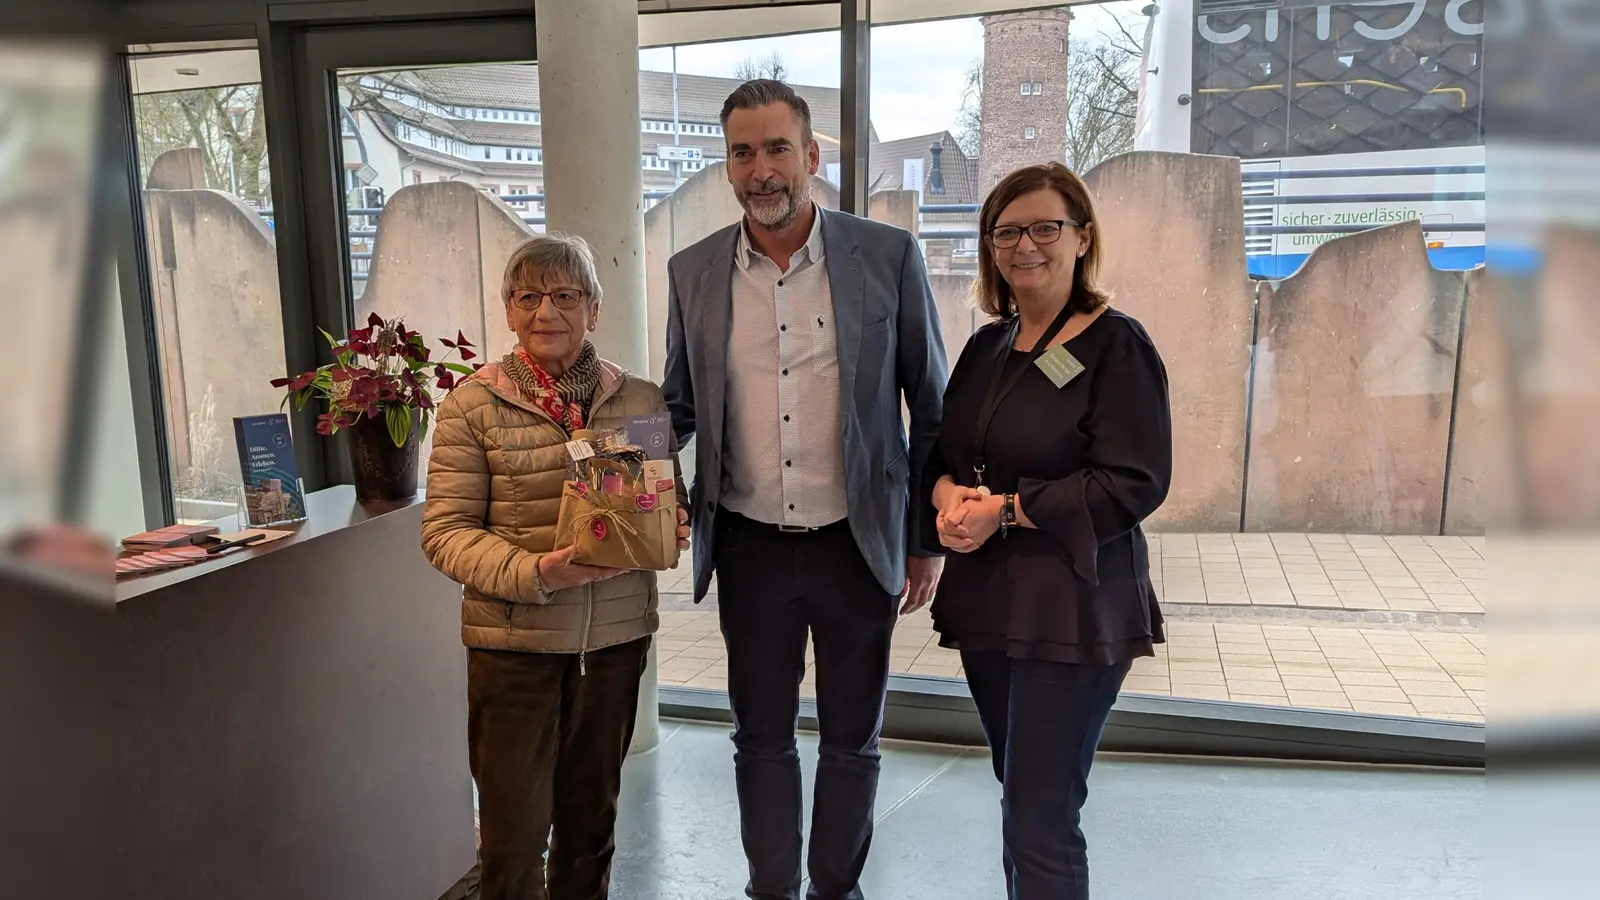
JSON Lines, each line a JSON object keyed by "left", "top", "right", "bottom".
{"left": 1134, "top": 0, "right": 1485, "bottom": 278}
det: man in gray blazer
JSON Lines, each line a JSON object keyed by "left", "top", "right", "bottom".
{"left": 662, "top": 80, "right": 948, "bottom": 900}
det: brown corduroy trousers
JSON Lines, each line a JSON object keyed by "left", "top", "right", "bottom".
{"left": 467, "top": 637, "right": 649, "bottom": 900}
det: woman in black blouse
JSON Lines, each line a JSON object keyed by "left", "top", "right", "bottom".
{"left": 925, "top": 162, "right": 1172, "bottom": 899}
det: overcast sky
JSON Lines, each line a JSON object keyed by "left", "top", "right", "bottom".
{"left": 639, "top": 2, "right": 1143, "bottom": 142}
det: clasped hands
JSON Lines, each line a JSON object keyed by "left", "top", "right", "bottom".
{"left": 935, "top": 480, "right": 1005, "bottom": 553}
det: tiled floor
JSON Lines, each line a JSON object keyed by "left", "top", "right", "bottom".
{"left": 467, "top": 722, "right": 1487, "bottom": 899}
{"left": 655, "top": 533, "right": 1486, "bottom": 722}
{"left": 604, "top": 722, "right": 1483, "bottom": 900}
{"left": 1148, "top": 533, "right": 1485, "bottom": 613}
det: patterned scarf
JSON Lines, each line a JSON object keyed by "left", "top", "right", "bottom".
{"left": 501, "top": 341, "right": 604, "bottom": 433}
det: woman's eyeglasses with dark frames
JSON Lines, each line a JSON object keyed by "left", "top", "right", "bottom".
{"left": 510, "top": 288, "right": 587, "bottom": 311}
{"left": 986, "top": 219, "right": 1083, "bottom": 248}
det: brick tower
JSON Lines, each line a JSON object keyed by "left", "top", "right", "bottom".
{"left": 979, "top": 8, "right": 1072, "bottom": 193}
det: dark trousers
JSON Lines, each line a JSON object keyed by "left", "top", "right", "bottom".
{"left": 714, "top": 509, "right": 898, "bottom": 900}
{"left": 467, "top": 638, "right": 649, "bottom": 900}
{"left": 961, "top": 651, "right": 1131, "bottom": 900}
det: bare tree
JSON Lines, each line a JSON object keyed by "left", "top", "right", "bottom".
{"left": 133, "top": 85, "right": 271, "bottom": 204}
{"left": 1065, "top": 33, "right": 1140, "bottom": 172}
{"left": 734, "top": 51, "right": 789, "bottom": 83}
{"left": 954, "top": 58, "right": 983, "bottom": 158}
{"left": 953, "top": 6, "right": 1142, "bottom": 170}
{"left": 1099, "top": 7, "right": 1146, "bottom": 59}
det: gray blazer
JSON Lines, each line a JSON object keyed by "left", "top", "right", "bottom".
{"left": 663, "top": 206, "right": 948, "bottom": 601}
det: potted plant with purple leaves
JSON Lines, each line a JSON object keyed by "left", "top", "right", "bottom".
{"left": 272, "top": 312, "right": 482, "bottom": 501}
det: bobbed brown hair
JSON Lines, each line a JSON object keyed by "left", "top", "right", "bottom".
{"left": 973, "top": 162, "right": 1109, "bottom": 321}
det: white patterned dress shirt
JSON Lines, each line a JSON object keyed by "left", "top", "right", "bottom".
{"left": 720, "top": 209, "right": 849, "bottom": 528}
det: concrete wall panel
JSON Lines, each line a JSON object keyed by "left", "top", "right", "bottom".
{"left": 146, "top": 147, "right": 206, "bottom": 191}
{"left": 930, "top": 272, "right": 980, "bottom": 368}
{"left": 869, "top": 189, "right": 919, "bottom": 236}
{"left": 1443, "top": 268, "right": 1495, "bottom": 535}
{"left": 1245, "top": 221, "right": 1462, "bottom": 533}
{"left": 359, "top": 182, "right": 512, "bottom": 357}
{"left": 475, "top": 191, "right": 540, "bottom": 363}
{"left": 1084, "top": 151, "right": 1255, "bottom": 532}
{"left": 143, "top": 189, "right": 283, "bottom": 484}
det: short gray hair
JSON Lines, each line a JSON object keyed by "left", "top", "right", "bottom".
{"left": 501, "top": 232, "right": 603, "bottom": 305}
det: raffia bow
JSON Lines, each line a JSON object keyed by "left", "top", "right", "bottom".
{"left": 565, "top": 505, "right": 646, "bottom": 569}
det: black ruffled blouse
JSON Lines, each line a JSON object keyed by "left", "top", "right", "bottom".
{"left": 923, "top": 308, "right": 1173, "bottom": 665}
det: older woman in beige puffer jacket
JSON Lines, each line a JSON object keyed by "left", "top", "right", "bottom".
{"left": 421, "top": 232, "right": 689, "bottom": 900}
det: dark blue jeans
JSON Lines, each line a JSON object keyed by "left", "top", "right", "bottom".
{"left": 961, "top": 651, "right": 1131, "bottom": 900}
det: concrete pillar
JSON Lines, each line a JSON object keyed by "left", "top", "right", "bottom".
{"left": 537, "top": 0, "right": 650, "bottom": 377}
{"left": 536, "top": 0, "right": 660, "bottom": 755}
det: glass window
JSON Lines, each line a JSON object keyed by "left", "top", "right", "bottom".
{"left": 1191, "top": 0, "right": 1485, "bottom": 159}
{"left": 331, "top": 63, "right": 542, "bottom": 472}
{"left": 126, "top": 44, "right": 289, "bottom": 525}
{"left": 639, "top": 27, "right": 842, "bottom": 691}
{"left": 858, "top": 0, "right": 1485, "bottom": 724}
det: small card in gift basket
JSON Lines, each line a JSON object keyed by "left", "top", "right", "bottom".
{"left": 554, "top": 423, "right": 680, "bottom": 571}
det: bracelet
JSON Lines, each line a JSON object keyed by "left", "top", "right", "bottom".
{"left": 1001, "top": 493, "right": 1016, "bottom": 537}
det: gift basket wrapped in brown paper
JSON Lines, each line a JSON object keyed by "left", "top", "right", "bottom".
{"left": 554, "top": 424, "right": 681, "bottom": 572}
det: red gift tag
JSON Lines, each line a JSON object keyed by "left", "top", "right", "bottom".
{"left": 635, "top": 494, "right": 658, "bottom": 511}
{"left": 591, "top": 518, "right": 608, "bottom": 541}
{"left": 572, "top": 481, "right": 589, "bottom": 496}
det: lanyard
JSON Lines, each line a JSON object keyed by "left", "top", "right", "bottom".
{"left": 971, "top": 301, "right": 1077, "bottom": 488}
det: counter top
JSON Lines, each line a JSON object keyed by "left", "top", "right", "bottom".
{"left": 116, "top": 486, "right": 420, "bottom": 602}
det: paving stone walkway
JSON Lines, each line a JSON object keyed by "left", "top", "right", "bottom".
{"left": 654, "top": 534, "right": 1486, "bottom": 723}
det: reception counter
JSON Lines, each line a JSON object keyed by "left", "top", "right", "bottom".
{"left": 116, "top": 487, "right": 475, "bottom": 900}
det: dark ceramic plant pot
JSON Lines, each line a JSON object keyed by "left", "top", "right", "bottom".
{"left": 348, "top": 409, "right": 421, "bottom": 502}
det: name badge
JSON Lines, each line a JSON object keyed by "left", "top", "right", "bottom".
{"left": 1034, "top": 345, "right": 1085, "bottom": 389}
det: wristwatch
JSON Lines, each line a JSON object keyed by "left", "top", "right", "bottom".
{"left": 1001, "top": 493, "right": 1017, "bottom": 537}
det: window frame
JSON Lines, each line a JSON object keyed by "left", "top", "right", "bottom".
{"left": 97, "top": 0, "right": 1489, "bottom": 766}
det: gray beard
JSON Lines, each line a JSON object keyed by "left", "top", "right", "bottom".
{"left": 743, "top": 180, "right": 809, "bottom": 231}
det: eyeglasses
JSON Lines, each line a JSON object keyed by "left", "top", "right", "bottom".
{"left": 987, "top": 219, "right": 1082, "bottom": 249}
{"left": 510, "top": 288, "right": 587, "bottom": 311}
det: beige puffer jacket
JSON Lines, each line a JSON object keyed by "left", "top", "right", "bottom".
{"left": 420, "top": 356, "right": 681, "bottom": 656}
